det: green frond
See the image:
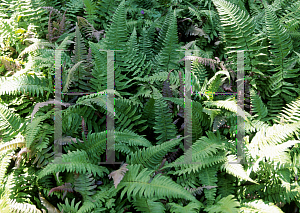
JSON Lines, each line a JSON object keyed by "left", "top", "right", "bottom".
{"left": 139, "top": 27, "right": 154, "bottom": 61}
{"left": 126, "top": 135, "right": 184, "bottom": 170}
{"left": 202, "top": 108, "right": 221, "bottom": 128}
{"left": 197, "top": 167, "right": 218, "bottom": 206}
{"left": 117, "top": 164, "right": 200, "bottom": 203}
{"left": 133, "top": 71, "right": 180, "bottom": 86}
{"left": 212, "top": 0, "right": 264, "bottom": 74}
{"left": 32, "top": 145, "right": 54, "bottom": 168}
{"left": 61, "top": 0, "right": 84, "bottom": 20}
{"left": 6, "top": 199, "right": 42, "bottom": 213}
{"left": 274, "top": 98, "right": 300, "bottom": 124}
{"left": 37, "top": 150, "right": 109, "bottom": 181}
{"left": 205, "top": 195, "right": 240, "bottom": 213}
{"left": 0, "top": 104, "right": 25, "bottom": 142}
{"left": 153, "top": 10, "right": 181, "bottom": 72}
{"left": 103, "top": 0, "right": 128, "bottom": 50}
{"left": 204, "top": 99, "right": 251, "bottom": 120}
{"left": 153, "top": 8, "right": 174, "bottom": 56}
{"left": 74, "top": 173, "right": 97, "bottom": 200}
{"left": 164, "top": 132, "right": 227, "bottom": 175}
{"left": 25, "top": 110, "right": 52, "bottom": 149}
{"left": 192, "top": 59, "right": 209, "bottom": 92}
{"left": 77, "top": 187, "right": 117, "bottom": 213}
{"left": 152, "top": 87, "right": 178, "bottom": 144}
{"left": 133, "top": 198, "right": 166, "bottom": 213}
{"left": 62, "top": 61, "right": 84, "bottom": 93}
{"left": 249, "top": 122, "right": 300, "bottom": 158}
{"left": 0, "top": 153, "right": 13, "bottom": 183}
{"left": 0, "top": 74, "right": 50, "bottom": 97}
{"left": 83, "top": 0, "right": 97, "bottom": 27}
{"left": 58, "top": 198, "right": 81, "bottom": 213}
{"left": 114, "top": 98, "right": 148, "bottom": 132}
{"left": 18, "top": 38, "right": 55, "bottom": 59}
{"left": 206, "top": 70, "right": 230, "bottom": 98}
{"left": 264, "top": 4, "right": 299, "bottom": 99}
{"left": 56, "top": 36, "right": 74, "bottom": 52}
{"left": 250, "top": 88, "right": 268, "bottom": 120}
{"left": 217, "top": 174, "right": 235, "bottom": 197}
{"left": 266, "top": 96, "right": 285, "bottom": 122}
{"left": 221, "top": 155, "right": 258, "bottom": 184}
{"left": 114, "top": 129, "right": 152, "bottom": 148}
{"left": 122, "top": 27, "right": 152, "bottom": 78}
{"left": 0, "top": 134, "right": 25, "bottom": 152}
{"left": 265, "top": 5, "right": 293, "bottom": 63}
{"left": 240, "top": 199, "right": 284, "bottom": 213}
{"left": 70, "top": 90, "right": 120, "bottom": 119}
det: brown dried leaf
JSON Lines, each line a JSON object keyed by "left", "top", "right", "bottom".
{"left": 108, "top": 163, "right": 129, "bottom": 189}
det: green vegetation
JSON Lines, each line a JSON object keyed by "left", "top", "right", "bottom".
{"left": 0, "top": 0, "right": 300, "bottom": 212}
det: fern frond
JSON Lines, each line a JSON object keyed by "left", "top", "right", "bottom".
{"left": 249, "top": 122, "right": 300, "bottom": 158}
{"left": 74, "top": 173, "right": 97, "bottom": 200}
{"left": 26, "top": 110, "right": 52, "bottom": 149}
{"left": 250, "top": 88, "right": 268, "bottom": 120}
{"left": 205, "top": 195, "right": 240, "bottom": 213}
{"left": 0, "top": 74, "right": 50, "bottom": 97}
{"left": 0, "top": 104, "right": 25, "bottom": 142}
{"left": 221, "top": 155, "right": 258, "bottom": 184}
{"left": 240, "top": 199, "right": 284, "bottom": 213}
{"left": 117, "top": 164, "right": 200, "bottom": 203}
{"left": 57, "top": 198, "right": 81, "bottom": 213}
{"left": 18, "top": 38, "right": 55, "bottom": 59}
{"left": 133, "top": 198, "right": 166, "bottom": 213}
{"left": 7, "top": 199, "right": 42, "bottom": 213}
{"left": 62, "top": 61, "right": 84, "bottom": 93}
{"left": 204, "top": 99, "right": 251, "bottom": 121}
{"left": 103, "top": 0, "right": 128, "bottom": 50}
{"left": 126, "top": 135, "right": 184, "bottom": 170}
{"left": 37, "top": 150, "right": 109, "bottom": 181}
{"left": 274, "top": 98, "right": 300, "bottom": 124}
{"left": 152, "top": 87, "right": 177, "bottom": 144}
{"left": 164, "top": 132, "right": 227, "bottom": 175}
{"left": 0, "top": 133, "right": 25, "bottom": 152}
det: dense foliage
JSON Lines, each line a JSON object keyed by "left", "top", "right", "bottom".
{"left": 0, "top": 0, "right": 300, "bottom": 212}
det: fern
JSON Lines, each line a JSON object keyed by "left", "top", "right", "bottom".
{"left": 37, "top": 149, "right": 109, "bottom": 181}
{"left": 117, "top": 164, "right": 200, "bottom": 203}
{"left": 205, "top": 195, "right": 240, "bottom": 213}
{"left": 250, "top": 88, "right": 268, "bottom": 120}
{"left": 152, "top": 87, "right": 178, "bottom": 144}
{"left": 0, "top": 104, "right": 26, "bottom": 142}
{"left": 240, "top": 199, "right": 285, "bottom": 213}
{"left": 126, "top": 135, "right": 184, "bottom": 170}
{"left": 57, "top": 198, "right": 81, "bottom": 213}
{"left": 133, "top": 198, "right": 166, "bottom": 212}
